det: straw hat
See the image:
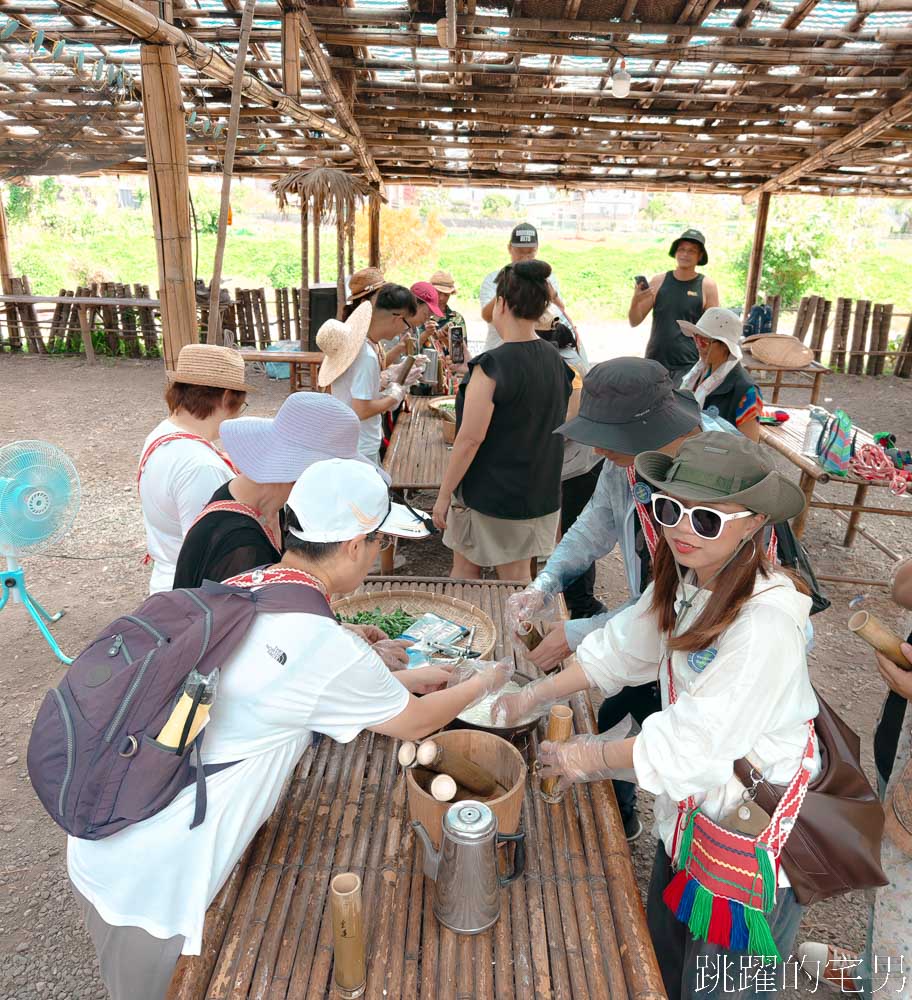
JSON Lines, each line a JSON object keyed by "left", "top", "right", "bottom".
{"left": 167, "top": 343, "right": 254, "bottom": 392}
{"left": 746, "top": 335, "right": 813, "bottom": 370}
{"left": 347, "top": 267, "right": 385, "bottom": 304}
{"left": 430, "top": 270, "right": 457, "bottom": 294}
{"left": 316, "top": 301, "right": 374, "bottom": 387}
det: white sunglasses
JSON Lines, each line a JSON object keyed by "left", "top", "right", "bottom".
{"left": 651, "top": 493, "right": 755, "bottom": 540}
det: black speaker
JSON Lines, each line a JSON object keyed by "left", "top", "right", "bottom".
{"left": 308, "top": 284, "right": 338, "bottom": 349}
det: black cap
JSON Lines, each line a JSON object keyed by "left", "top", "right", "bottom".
{"left": 510, "top": 222, "right": 538, "bottom": 247}
{"left": 669, "top": 228, "right": 708, "bottom": 266}
{"left": 556, "top": 357, "right": 702, "bottom": 454}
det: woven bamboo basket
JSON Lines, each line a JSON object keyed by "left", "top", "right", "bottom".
{"left": 332, "top": 590, "right": 496, "bottom": 659}
{"left": 428, "top": 396, "right": 457, "bottom": 421}
{"left": 406, "top": 730, "right": 527, "bottom": 850}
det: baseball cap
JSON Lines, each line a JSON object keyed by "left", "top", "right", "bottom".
{"left": 410, "top": 281, "right": 444, "bottom": 317}
{"left": 510, "top": 223, "right": 538, "bottom": 247}
{"left": 285, "top": 458, "right": 432, "bottom": 543}
{"left": 556, "top": 358, "right": 702, "bottom": 453}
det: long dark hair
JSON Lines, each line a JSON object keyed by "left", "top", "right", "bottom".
{"left": 650, "top": 533, "right": 808, "bottom": 652}
{"left": 495, "top": 259, "right": 552, "bottom": 320}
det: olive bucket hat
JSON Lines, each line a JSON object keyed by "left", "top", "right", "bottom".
{"left": 634, "top": 431, "right": 806, "bottom": 523}
{"left": 669, "top": 228, "right": 708, "bottom": 266}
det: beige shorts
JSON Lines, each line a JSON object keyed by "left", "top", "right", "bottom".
{"left": 443, "top": 496, "right": 559, "bottom": 568}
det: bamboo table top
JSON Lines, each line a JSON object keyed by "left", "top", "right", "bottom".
{"left": 166, "top": 577, "right": 665, "bottom": 1000}
{"left": 383, "top": 397, "right": 452, "bottom": 492}
{"left": 238, "top": 349, "right": 325, "bottom": 364}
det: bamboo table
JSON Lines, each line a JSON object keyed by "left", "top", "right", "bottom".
{"left": 743, "top": 355, "right": 827, "bottom": 405}
{"left": 166, "top": 577, "right": 665, "bottom": 1000}
{"left": 759, "top": 406, "right": 911, "bottom": 546}
{"left": 383, "top": 396, "right": 451, "bottom": 492}
{"left": 238, "top": 349, "right": 325, "bottom": 393}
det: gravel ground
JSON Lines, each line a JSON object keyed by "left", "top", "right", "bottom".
{"left": 0, "top": 355, "right": 910, "bottom": 999}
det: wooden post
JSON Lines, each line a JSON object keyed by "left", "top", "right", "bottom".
{"left": 809, "top": 297, "right": 831, "bottom": 363}
{"left": 895, "top": 315, "right": 912, "bottom": 379}
{"left": 793, "top": 295, "right": 818, "bottom": 343}
{"left": 0, "top": 188, "right": 21, "bottom": 351}
{"left": 281, "top": 4, "right": 302, "bottom": 99}
{"left": 206, "top": 0, "right": 256, "bottom": 345}
{"left": 77, "top": 305, "right": 97, "bottom": 365}
{"left": 764, "top": 293, "right": 781, "bottom": 333}
{"left": 743, "top": 191, "right": 771, "bottom": 321}
{"left": 848, "top": 300, "right": 871, "bottom": 375}
{"left": 871, "top": 303, "right": 893, "bottom": 376}
{"left": 139, "top": 0, "right": 197, "bottom": 371}
{"left": 368, "top": 196, "right": 381, "bottom": 269}
{"left": 336, "top": 207, "right": 346, "bottom": 321}
{"left": 830, "top": 297, "right": 851, "bottom": 372}
{"left": 865, "top": 304, "right": 885, "bottom": 377}
{"left": 300, "top": 196, "right": 310, "bottom": 344}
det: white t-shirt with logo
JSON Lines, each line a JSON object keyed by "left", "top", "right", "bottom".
{"left": 330, "top": 342, "right": 382, "bottom": 463}
{"left": 139, "top": 419, "right": 235, "bottom": 594}
{"left": 67, "top": 611, "right": 409, "bottom": 954}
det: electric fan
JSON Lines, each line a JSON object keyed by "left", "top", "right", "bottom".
{"left": 0, "top": 440, "right": 81, "bottom": 664}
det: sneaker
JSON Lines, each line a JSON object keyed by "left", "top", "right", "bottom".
{"left": 797, "top": 942, "right": 862, "bottom": 993}
{"left": 623, "top": 812, "right": 643, "bottom": 842}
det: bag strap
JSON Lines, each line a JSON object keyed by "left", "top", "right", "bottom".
{"left": 191, "top": 500, "right": 281, "bottom": 553}
{"left": 137, "top": 432, "right": 238, "bottom": 484}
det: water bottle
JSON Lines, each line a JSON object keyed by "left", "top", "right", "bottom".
{"left": 801, "top": 406, "right": 828, "bottom": 457}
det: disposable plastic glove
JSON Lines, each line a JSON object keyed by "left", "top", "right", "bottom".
{"left": 381, "top": 382, "right": 407, "bottom": 406}
{"left": 447, "top": 658, "right": 514, "bottom": 710}
{"left": 403, "top": 364, "right": 424, "bottom": 388}
{"left": 538, "top": 734, "right": 637, "bottom": 794}
{"left": 372, "top": 639, "right": 412, "bottom": 670}
{"left": 505, "top": 586, "right": 557, "bottom": 638}
{"left": 490, "top": 673, "right": 565, "bottom": 728}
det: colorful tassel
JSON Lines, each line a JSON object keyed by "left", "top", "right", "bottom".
{"left": 756, "top": 844, "right": 776, "bottom": 914}
{"left": 744, "top": 906, "right": 781, "bottom": 962}
{"left": 729, "top": 900, "right": 749, "bottom": 951}
{"left": 676, "top": 878, "right": 699, "bottom": 923}
{"left": 688, "top": 885, "right": 714, "bottom": 942}
{"left": 707, "top": 895, "right": 733, "bottom": 948}
{"left": 677, "top": 809, "right": 696, "bottom": 867}
{"left": 662, "top": 870, "right": 689, "bottom": 915}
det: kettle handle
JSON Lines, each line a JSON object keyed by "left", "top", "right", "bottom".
{"left": 496, "top": 830, "right": 526, "bottom": 886}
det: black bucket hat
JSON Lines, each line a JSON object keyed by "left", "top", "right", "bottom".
{"left": 669, "top": 228, "right": 708, "bottom": 266}
{"left": 556, "top": 358, "right": 702, "bottom": 454}
{"left": 634, "top": 431, "right": 806, "bottom": 523}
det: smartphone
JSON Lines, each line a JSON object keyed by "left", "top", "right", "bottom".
{"left": 635, "top": 275, "right": 649, "bottom": 292}
{"left": 449, "top": 325, "right": 465, "bottom": 364}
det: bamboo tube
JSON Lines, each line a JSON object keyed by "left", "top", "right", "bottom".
{"left": 849, "top": 611, "right": 910, "bottom": 669}
{"left": 430, "top": 773, "right": 458, "bottom": 801}
{"left": 330, "top": 874, "right": 366, "bottom": 999}
{"left": 415, "top": 739, "right": 499, "bottom": 796}
{"left": 398, "top": 741, "right": 418, "bottom": 767}
{"left": 539, "top": 705, "right": 573, "bottom": 804}
{"left": 516, "top": 620, "right": 544, "bottom": 651}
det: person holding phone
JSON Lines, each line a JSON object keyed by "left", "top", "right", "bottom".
{"left": 430, "top": 270, "right": 472, "bottom": 375}
{"left": 629, "top": 229, "right": 719, "bottom": 384}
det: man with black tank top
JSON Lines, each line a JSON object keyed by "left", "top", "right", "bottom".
{"left": 629, "top": 228, "right": 719, "bottom": 384}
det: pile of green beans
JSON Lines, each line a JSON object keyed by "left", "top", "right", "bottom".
{"left": 339, "top": 608, "right": 418, "bottom": 636}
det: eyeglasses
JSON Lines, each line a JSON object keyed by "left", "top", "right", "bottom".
{"left": 651, "top": 493, "right": 755, "bottom": 540}
{"left": 239, "top": 401, "right": 249, "bottom": 414}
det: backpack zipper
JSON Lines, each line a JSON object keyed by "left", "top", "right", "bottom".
{"left": 108, "top": 634, "right": 133, "bottom": 665}
{"left": 121, "top": 615, "right": 168, "bottom": 646}
{"left": 104, "top": 649, "right": 155, "bottom": 743}
{"left": 52, "top": 689, "right": 75, "bottom": 817}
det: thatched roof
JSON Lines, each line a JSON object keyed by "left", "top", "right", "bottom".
{"left": 273, "top": 166, "right": 374, "bottom": 220}
{"left": 0, "top": 0, "right": 910, "bottom": 197}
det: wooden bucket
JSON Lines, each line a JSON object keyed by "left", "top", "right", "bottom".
{"left": 406, "top": 730, "right": 527, "bottom": 850}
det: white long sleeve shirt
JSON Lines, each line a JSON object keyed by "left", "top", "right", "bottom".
{"left": 576, "top": 571, "right": 820, "bottom": 883}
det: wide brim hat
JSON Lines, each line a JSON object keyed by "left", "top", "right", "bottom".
{"left": 316, "top": 301, "right": 373, "bottom": 387}
{"left": 746, "top": 335, "right": 813, "bottom": 370}
{"left": 678, "top": 307, "right": 743, "bottom": 361}
{"left": 634, "top": 431, "right": 806, "bottom": 522}
{"left": 557, "top": 358, "right": 703, "bottom": 454}
{"left": 167, "top": 343, "right": 255, "bottom": 393}
{"left": 430, "top": 270, "right": 457, "bottom": 294}
{"left": 347, "top": 267, "right": 385, "bottom": 304}
{"left": 220, "top": 391, "right": 391, "bottom": 485}
{"left": 669, "top": 229, "right": 708, "bottom": 266}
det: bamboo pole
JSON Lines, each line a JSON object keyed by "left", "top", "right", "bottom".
{"left": 336, "top": 207, "right": 346, "bottom": 321}
{"left": 139, "top": 0, "right": 197, "bottom": 370}
{"left": 895, "top": 316, "right": 912, "bottom": 379}
{"left": 849, "top": 300, "right": 872, "bottom": 375}
{"left": 280, "top": 3, "right": 301, "bottom": 99}
{"left": 330, "top": 875, "right": 366, "bottom": 998}
{"left": 0, "top": 186, "right": 20, "bottom": 351}
{"left": 858, "top": 0, "right": 912, "bottom": 10}
{"left": 313, "top": 202, "right": 321, "bottom": 283}
{"left": 299, "top": 196, "right": 310, "bottom": 344}
{"left": 368, "top": 196, "right": 381, "bottom": 269}
{"left": 743, "top": 190, "right": 770, "bottom": 321}
{"left": 206, "top": 0, "right": 255, "bottom": 345}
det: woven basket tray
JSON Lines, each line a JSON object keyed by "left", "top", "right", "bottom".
{"left": 428, "top": 396, "right": 457, "bottom": 422}
{"left": 332, "top": 589, "right": 496, "bottom": 660}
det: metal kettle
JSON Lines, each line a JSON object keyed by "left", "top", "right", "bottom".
{"left": 412, "top": 801, "right": 525, "bottom": 935}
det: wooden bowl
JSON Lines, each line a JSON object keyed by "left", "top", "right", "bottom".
{"left": 406, "top": 729, "right": 526, "bottom": 850}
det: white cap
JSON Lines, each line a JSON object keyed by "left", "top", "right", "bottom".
{"left": 285, "top": 458, "right": 432, "bottom": 543}
{"left": 678, "top": 307, "right": 743, "bottom": 361}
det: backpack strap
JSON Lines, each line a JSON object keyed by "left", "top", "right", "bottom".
{"left": 137, "top": 432, "right": 239, "bottom": 485}
{"left": 190, "top": 500, "right": 282, "bottom": 553}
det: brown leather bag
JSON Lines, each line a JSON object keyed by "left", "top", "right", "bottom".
{"left": 884, "top": 756, "right": 912, "bottom": 857}
{"left": 735, "top": 692, "right": 888, "bottom": 905}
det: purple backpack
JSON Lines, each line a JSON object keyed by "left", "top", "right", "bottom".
{"left": 27, "top": 579, "right": 334, "bottom": 840}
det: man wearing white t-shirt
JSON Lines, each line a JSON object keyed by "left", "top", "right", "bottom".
{"left": 479, "top": 223, "right": 577, "bottom": 353}
{"left": 68, "top": 459, "right": 511, "bottom": 1000}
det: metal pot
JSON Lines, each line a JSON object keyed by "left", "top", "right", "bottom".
{"left": 447, "top": 671, "right": 540, "bottom": 741}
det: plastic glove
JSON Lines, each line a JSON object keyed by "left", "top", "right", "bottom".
{"left": 401, "top": 664, "right": 456, "bottom": 694}
{"left": 490, "top": 673, "right": 564, "bottom": 728}
{"left": 382, "top": 382, "right": 407, "bottom": 406}
{"left": 403, "top": 364, "right": 424, "bottom": 388}
{"left": 447, "top": 658, "right": 514, "bottom": 709}
{"left": 379, "top": 368, "right": 394, "bottom": 390}
{"left": 372, "top": 639, "right": 412, "bottom": 671}
{"left": 525, "top": 622, "right": 572, "bottom": 673}
{"left": 505, "top": 586, "right": 548, "bottom": 637}
{"left": 538, "top": 735, "right": 637, "bottom": 794}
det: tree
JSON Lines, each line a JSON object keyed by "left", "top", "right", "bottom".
{"left": 481, "top": 194, "right": 512, "bottom": 219}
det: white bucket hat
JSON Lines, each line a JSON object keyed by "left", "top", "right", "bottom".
{"left": 316, "top": 301, "right": 374, "bottom": 387}
{"left": 678, "top": 307, "right": 743, "bottom": 361}
{"left": 286, "top": 458, "right": 432, "bottom": 542}
{"left": 220, "top": 392, "right": 391, "bottom": 484}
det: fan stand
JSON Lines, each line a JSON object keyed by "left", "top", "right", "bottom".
{"left": 1, "top": 557, "right": 73, "bottom": 665}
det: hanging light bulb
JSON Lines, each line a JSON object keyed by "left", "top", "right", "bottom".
{"left": 611, "top": 59, "right": 631, "bottom": 99}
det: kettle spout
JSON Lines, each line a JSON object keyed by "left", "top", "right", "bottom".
{"left": 411, "top": 820, "right": 440, "bottom": 881}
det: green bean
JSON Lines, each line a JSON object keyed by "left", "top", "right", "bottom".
{"left": 339, "top": 607, "right": 417, "bottom": 636}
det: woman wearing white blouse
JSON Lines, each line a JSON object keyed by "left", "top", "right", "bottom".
{"left": 494, "top": 432, "right": 819, "bottom": 1000}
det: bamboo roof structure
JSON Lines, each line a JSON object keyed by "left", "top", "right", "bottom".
{"left": 0, "top": 0, "right": 910, "bottom": 197}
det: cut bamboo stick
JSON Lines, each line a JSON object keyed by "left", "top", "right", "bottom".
{"left": 540, "top": 704, "right": 574, "bottom": 803}
{"left": 330, "top": 873, "right": 367, "bottom": 999}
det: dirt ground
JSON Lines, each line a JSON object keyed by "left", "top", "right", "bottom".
{"left": 1, "top": 354, "right": 911, "bottom": 999}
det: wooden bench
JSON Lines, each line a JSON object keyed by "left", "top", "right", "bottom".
{"left": 759, "top": 405, "right": 911, "bottom": 550}
{"left": 383, "top": 396, "right": 451, "bottom": 492}
{"left": 166, "top": 578, "right": 664, "bottom": 1000}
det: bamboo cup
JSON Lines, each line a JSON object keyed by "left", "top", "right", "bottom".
{"left": 848, "top": 610, "right": 911, "bottom": 670}
{"left": 397, "top": 741, "right": 418, "bottom": 768}
{"left": 330, "top": 873, "right": 367, "bottom": 999}
{"left": 415, "top": 739, "right": 499, "bottom": 796}
{"left": 540, "top": 705, "right": 574, "bottom": 804}
{"left": 516, "top": 621, "right": 544, "bottom": 652}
